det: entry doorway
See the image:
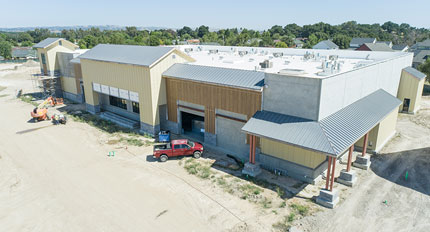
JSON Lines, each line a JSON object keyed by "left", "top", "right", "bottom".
{"left": 181, "top": 111, "right": 204, "bottom": 140}
{"left": 403, "top": 98, "right": 410, "bottom": 112}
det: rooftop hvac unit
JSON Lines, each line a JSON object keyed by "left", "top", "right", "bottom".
{"left": 219, "top": 56, "right": 224, "bottom": 60}
{"left": 273, "top": 52, "right": 283, "bottom": 58}
{"left": 304, "top": 52, "right": 315, "bottom": 60}
{"left": 249, "top": 58, "right": 255, "bottom": 62}
{"left": 209, "top": 49, "right": 218, "bottom": 54}
{"left": 238, "top": 51, "right": 248, "bottom": 57}
{"left": 259, "top": 60, "right": 273, "bottom": 69}
{"left": 184, "top": 48, "right": 193, "bottom": 53}
{"left": 329, "top": 55, "right": 338, "bottom": 61}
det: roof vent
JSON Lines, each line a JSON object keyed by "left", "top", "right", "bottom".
{"left": 273, "top": 52, "right": 283, "bottom": 58}
{"left": 238, "top": 51, "right": 248, "bottom": 57}
{"left": 259, "top": 60, "right": 273, "bottom": 69}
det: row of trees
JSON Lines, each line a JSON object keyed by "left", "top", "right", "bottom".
{"left": 0, "top": 21, "right": 430, "bottom": 59}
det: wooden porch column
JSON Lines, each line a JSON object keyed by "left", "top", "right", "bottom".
{"left": 362, "top": 133, "right": 369, "bottom": 157}
{"left": 330, "top": 157, "right": 336, "bottom": 191}
{"left": 346, "top": 145, "right": 354, "bottom": 172}
{"left": 252, "top": 135, "right": 256, "bottom": 164}
{"left": 325, "top": 157, "right": 332, "bottom": 190}
{"left": 249, "top": 134, "right": 254, "bottom": 164}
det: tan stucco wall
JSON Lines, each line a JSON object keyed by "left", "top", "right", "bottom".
{"left": 355, "top": 109, "right": 398, "bottom": 152}
{"left": 397, "top": 70, "right": 425, "bottom": 114}
{"left": 261, "top": 138, "right": 326, "bottom": 169}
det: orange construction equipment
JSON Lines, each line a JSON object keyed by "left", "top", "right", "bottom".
{"left": 30, "top": 107, "right": 49, "bottom": 121}
{"left": 29, "top": 96, "right": 62, "bottom": 122}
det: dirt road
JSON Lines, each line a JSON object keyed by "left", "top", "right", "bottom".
{"left": 0, "top": 63, "right": 257, "bottom": 232}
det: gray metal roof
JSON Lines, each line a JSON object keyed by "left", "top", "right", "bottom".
{"left": 403, "top": 67, "right": 427, "bottom": 80}
{"left": 78, "top": 44, "right": 175, "bottom": 67}
{"left": 163, "top": 63, "right": 265, "bottom": 90}
{"left": 360, "top": 43, "right": 393, "bottom": 52}
{"left": 33, "top": 38, "right": 61, "bottom": 48}
{"left": 413, "top": 50, "right": 430, "bottom": 63}
{"left": 350, "top": 38, "right": 376, "bottom": 46}
{"left": 392, "top": 44, "right": 409, "bottom": 51}
{"left": 313, "top": 40, "right": 339, "bottom": 49}
{"left": 242, "top": 89, "right": 401, "bottom": 156}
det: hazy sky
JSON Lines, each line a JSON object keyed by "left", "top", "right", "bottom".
{"left": 1, "top": 0, "right": 429, "bottom": 29}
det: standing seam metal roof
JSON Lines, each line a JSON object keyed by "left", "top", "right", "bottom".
{"left": 33, "top": 38, "right": 62, "bottom": 48}
{"left": 242, "top": 89, "right": 402, "bottom": 156}
{"left": 77, "top": 44, "right": 175, "bottom": 67}
{"left": 403, "top": 67, "right": 427, "bottom": 80}
{"left": 163, "top": 63, "right": 265, "bottom": 90}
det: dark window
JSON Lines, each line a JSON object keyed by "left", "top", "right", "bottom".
{"left": 41, "top": 53, "right": 46, "bottom": 64}
{"left": 59, "top": 40, "right": 62, "bottom": 46}
{"left": 109, "top": 96, "right": 127, "bottom": 110}
{"left": 132, "top": 101, "right": 140, "bottom": 114}
{"left": 174, "top": 144, "right": 181, "bottom": 149}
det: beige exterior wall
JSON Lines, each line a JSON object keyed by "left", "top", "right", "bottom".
{"left": 35, "top": 39, "right": 77, "bottom": 75}
{"left": 397, "top": 70, "right": 425, "bottom": 114}
{"left": 80, "top": 50, "right": 192, "bottom": 127}
{"left": 61, "top": 76, "right": 78, "bottom": 94}
{"left": 260, "top": 138, "right": 327, "bottom": 169}
{"left": 149, "top": 51, "right": 189, "bottom": 125}
{"left": 80, "top": 59, "right": 153, "bottom": 125}
{"left": 355, "top": 109, "right": 398, "bottom": 152}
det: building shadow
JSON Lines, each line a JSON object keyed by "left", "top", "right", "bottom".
{"left": 370, "top": 147, "right": 430, "bottom": 196}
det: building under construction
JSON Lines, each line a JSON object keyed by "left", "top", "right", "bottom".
{"left": 33, "top": 38, "right": 426, "bottom": 207}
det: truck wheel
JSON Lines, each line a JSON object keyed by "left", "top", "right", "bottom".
{"left": 193, "top": 151, "right": 201, "bottom": 159}
{"left": 160, "top": 154, "right": 168, "bottom": 162}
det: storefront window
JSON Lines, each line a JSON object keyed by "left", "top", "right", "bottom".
{"left": 132, "top": 102, "right": 140, "bottom": 114}
{"left": 109, "top": 96, "right": 127, "bottom": 110}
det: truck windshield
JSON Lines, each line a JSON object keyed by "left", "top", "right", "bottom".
{"left": 187, "top": 141, "right": 194, "bottom": 147}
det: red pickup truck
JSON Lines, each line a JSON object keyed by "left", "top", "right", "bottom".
{"left": 153, "top": 139, "right": 204, "bottom": 162}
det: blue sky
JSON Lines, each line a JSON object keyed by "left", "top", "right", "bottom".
{"left": 1, "top": 0, "right": 429, "bottom": 29}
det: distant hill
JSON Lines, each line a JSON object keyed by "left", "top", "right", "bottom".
{"left": 0, "top": 25, "right": 172, "bottom": 32}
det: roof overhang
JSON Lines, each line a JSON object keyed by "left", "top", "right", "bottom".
{"left": 242, "top": 89, "right": 402, "bottom": 157}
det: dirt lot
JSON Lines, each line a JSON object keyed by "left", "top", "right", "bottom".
{"left": 0, "top": 62, "right": 429, "bottom": 232}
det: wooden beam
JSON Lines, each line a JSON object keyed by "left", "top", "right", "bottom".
{"left": 326, "top": 157, "right": 332, "bottom": 190}
{"left": 330, "top": 157, "right": 336, "bottom": 191}
{"left": 362, "top": 133, "right": 369, "bottom": 157}
{"left": 347, "top": 145, "right": 354, "bottom": 172}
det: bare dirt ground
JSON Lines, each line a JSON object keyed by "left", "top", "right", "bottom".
{"left": 1, "top": 63, "right": 429, "bottom": 232}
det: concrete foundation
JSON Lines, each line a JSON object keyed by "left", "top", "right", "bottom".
{"left": 316, "top": 189, "right": 339, "bottom": 208}
{"left": 353, "top": 155, "right": 371, "bottom": 170}
{"left": 258, "top": 153, "right": 326, "bottom": 184}
{"left": 162, "top": 120, "right": 181, "bottom": 134}
{"left": 140, "top": 122, "right": 160, "bottom": 136}
{"left": 336, "top": 169, "right": 357, "bottom": 187}
{"left": 242, "top": 162, "right": 262, "bottom": 177}
{"left": 204, "top": 132, "right": 217, "bottom": 146}
{"left": 63, "top": 91, "right": 84, "bottom": 103}
{"left": 86, "top": 104, "right": 100, "bottom": 114}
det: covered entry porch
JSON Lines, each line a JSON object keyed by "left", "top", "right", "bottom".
{"left": 242, "top": 89, "right": 402, "bottom": 208}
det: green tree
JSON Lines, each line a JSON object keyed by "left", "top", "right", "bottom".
{"left": 0, "top": 41, "right": 12, "bottom": 59}
{"left": 149, "top": 35, "right": 161, "bottom": 46}
{"left": 197, "top": 25, "right": 209, "bottom": 38}
{"left": 332, "top": 34, "right": 351, "bottom": 49}
{"left": 275, "top": 41, "right": 288, "bottom": 48}
{"left": 21, "top": 41, "right": 33, "bottom": 47}
{"left": 418, "top": 58, "right": 430, "bottom": 82}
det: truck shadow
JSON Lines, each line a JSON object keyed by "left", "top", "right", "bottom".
{"left": 370, "top": 147, "right": 430, "bottom": 196}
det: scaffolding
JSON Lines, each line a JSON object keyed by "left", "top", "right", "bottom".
{"left": 31, "top": 71, "right": 62, "bottom": 98}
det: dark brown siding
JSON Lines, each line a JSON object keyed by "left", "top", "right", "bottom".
{"left": 165, "top": 78, "right": 262, "bottom": 135}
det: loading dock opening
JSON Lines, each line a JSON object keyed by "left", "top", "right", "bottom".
{"left": 181, "top": 111, "right": 204, "bottom": 140}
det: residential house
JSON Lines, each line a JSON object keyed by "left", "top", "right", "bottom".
{"left": 349, "top": 37, "right": 377, "bottom": 49}
{"left": 312, "top": 40, "right": 339, "bottom": 50}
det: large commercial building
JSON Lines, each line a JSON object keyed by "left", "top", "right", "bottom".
{"left": 34, "top": 39, "right": 426, "bottom": 186}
